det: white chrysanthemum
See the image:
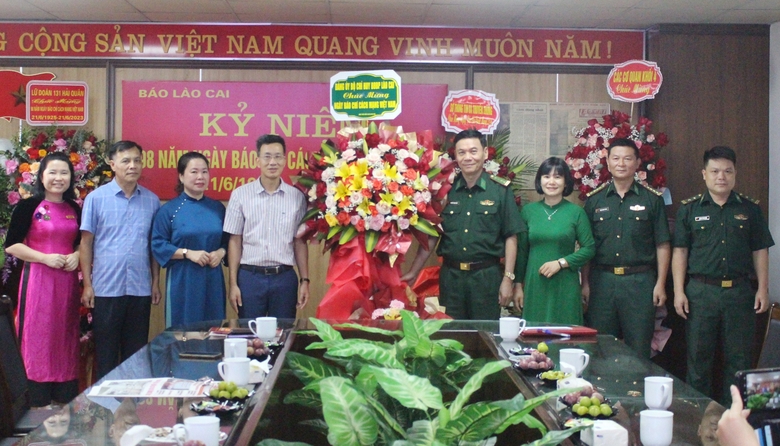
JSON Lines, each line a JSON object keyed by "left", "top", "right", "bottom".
{"left": 484, "top": 160, "right": 500, "bottom": 174}
{"left": 377, "top": 143, "right": 391, "bottom": 153}
{"left": 376, "top": 202, "right": 392, "bottom": 215}
{"left": 395, "top": 159, "right": 408, "bottom": 173}
{"left": 347, "top": 140, "right": 363, "bottom": 150}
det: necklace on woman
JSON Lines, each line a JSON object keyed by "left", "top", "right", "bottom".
{"left": 543, "top": 208, "right": 559, "bottom": 220}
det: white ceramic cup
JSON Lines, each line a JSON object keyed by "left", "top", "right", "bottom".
{"left": 224, "top": 338, "right": 247, "bottom": 359}
{"left": 217, "top": 357, "right": 250, "bottom": 386}
{"left": 499, "top": 317, "right": 527, "bottom": 342}
{"left": 173, "top": 415, "right": 220, "bottom": 446}
{"left": 559, "top": 348, "right": 590, "bottom": 376}
{"left": 248, "top": 316, "right": 277, "bottom": 341}
{"left": 640, "top": 409, "right": 674, "bottom": 446}
{"left": 645, "top": 376, "right": 673, "bottom": 410}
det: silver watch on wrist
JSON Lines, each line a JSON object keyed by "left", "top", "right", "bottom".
{"left": 182, "top": 248, "right": 188, "bottom": 259}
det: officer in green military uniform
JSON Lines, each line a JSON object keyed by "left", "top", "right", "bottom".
{"left": 582, "top": 138, "right": 671, "bottom": 358}
{"left": 672, "top": 146, "right": 773, "bottom": 403}
{"left": 402, "top": 129, "right": 525, "bottom": 320}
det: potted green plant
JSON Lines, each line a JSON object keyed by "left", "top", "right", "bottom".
{"left": 256, "top": 311, "right": 583, "bottom": 446}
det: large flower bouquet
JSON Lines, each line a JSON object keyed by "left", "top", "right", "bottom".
{"left": 565, "top": 111, "right": 669, "bottom": 200}
{"left": 296, "top": 122, "right": 456, "bottom": 321}
{"left": 296, "top": 122, "right": 455, "bottom": 255}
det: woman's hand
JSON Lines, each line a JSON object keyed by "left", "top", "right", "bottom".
{"left": 63, "top": 252, "right": 80, "bottom": 271}
{"left": 187, "top": 250, "right": 210, "bottom": 267}
{"left": 538, "top": 260, "right": 562, "bottom": 278}
{"left": 208, "top": 248, "right": 226, "bottom": 268}
{"left": 42, "top": 253, "right": 67, "bottom": 269}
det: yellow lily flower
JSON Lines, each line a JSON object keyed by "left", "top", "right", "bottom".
{"left": 325, "top": 213, "right": 339, "bottom": 227}
{"left": 335, "top": 162, "right": 352, "bottom": 179}
{"left": 334, "top": 181, "right": 350, "bottom": 201}
{"left": 382, "top": 163, "right": 403, "bottom": 182}
{"left": 410, "top": 214, "right": 419, "bottom": 225}
{"left": 395, "top": 196, "right": 413, "bottom": 214}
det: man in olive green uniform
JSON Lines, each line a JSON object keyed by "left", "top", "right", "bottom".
{"left": 672, "top": 146, "right": 773, "bottom": 402}
{"left": 582, "top": 138, "right": 671, "bottom": 358}
{"left": 404, "top": 129, "right": 524, "bottom": 320}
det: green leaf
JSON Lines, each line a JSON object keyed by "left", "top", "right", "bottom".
{"left": 319, "top": 377, "right": 378, "bottom": 446}
{"left": 297, "top": 176, "right": 316, "bottom": 188}
{"left": 438, "top": 406, "right": 451, "bottom": 429}
{"left": 436, "top": 402, "right": 510, "bottom": 443}
{"left": 327, "top": 225, "right": 342, "bottom": 240}
{"left": 449, "top": 361, "right": 510, "bottom": 418}
{"left": 363, "top": 393, "right": 408, "bottom": 440}
{"left": 354, "top": 365, "right": 379, "bottom": 395}
{"left": 400, "top": 310, "right": 425, "bottom": 350}
{"left": 433, "top": 338, "right": 463, "bottom": 351}
{"left": 443, "top": 349, "right": 472, "bottom": 373}
{"left": 420, "top": 318, "right": 452, "bottom": 337}
{"left": 365, "top": 230, "right": 380, "bottom": 252}
{"left": 299, "top": 419, "right": 329, "bottom": 436}
{"left": 283, "top": 388, "right": 322, "bottom": 408}
{"left": 334, "top": 322, "right": 403, "bottom": 338}
{"left": 327, "top": 339, "right": 405, "bottom": 369}
{"left": 494, "top": 389, "right": 577, "bottom": 435}
{"left": 404, "top": 419, "right": 438, "bottom": 446}
{"left": 369, "top": 365, "right": 444, "bottom": 410}
{"left": 321, "top": 141, "right": 336, "bottom": 158}
{"left": 525, "top": 426, "right": 589, "bottom": 446}
{"left": 412, "top": 218, "right": 439, "bottom": 237}
{"left": 256, "top": 440, "right": 312, "bottom": 446}
{"left": 302, "top": 206, "right": 321, "bottom": 222}
{"left": 426, "top": 167, "right": 442, "bottom": 179}
{"left": 430, "top": 343, "right": 447, "bottom": 367}
{"left": 339, "top": 226, "right": 358, "bottom": 245}
{"left": 285, "top": 351, "right": 347, "bottom": 386}
{"left": 308, "top": 318, "right": 343, "bottom": 342}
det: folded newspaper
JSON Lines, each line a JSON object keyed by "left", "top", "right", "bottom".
{"left": 88, "top": 378, "right": 216, "bottom": 398}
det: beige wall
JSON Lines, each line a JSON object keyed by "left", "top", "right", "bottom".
{"left": 3, "top": 64, "right": 618, "bottom": 338}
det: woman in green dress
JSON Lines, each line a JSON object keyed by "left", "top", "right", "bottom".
{"left": 514, "top": 157, "right": 595, "bottom": 325}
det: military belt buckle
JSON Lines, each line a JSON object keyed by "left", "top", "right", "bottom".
{"left": 614, "top": 267, "right": 625, "bottom": 275}
{"left": 460, "top": 262, "right": 470, "bottom": 271}
{"left": 721, "top": 280, "right": 733, "bottom": 288}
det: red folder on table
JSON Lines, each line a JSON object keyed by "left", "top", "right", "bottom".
{"left": 522, "top": 326, "right": 598, "bottom": 337}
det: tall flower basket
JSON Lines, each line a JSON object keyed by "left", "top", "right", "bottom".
{"left": 564, "top": 111, "right": 669, "bottom": 201}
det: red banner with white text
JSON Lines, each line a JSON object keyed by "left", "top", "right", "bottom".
{"left": 121, "top": 81, "right": 447, "bottom": 200}
{"left": 0, "top": 23, "right": 643, "bottom": 65}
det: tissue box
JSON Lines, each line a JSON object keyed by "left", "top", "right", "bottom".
{"left": 581, "top": 420, "right": 628, "bottom": 446}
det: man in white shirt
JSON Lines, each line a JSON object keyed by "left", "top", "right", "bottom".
{"left": 223, "top": 134, "right": 309, "bottom": 318}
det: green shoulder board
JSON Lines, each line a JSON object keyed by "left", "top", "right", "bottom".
{"left": 586, "top": 182, "right": 608, "bottom": 198}
{"left": 490, "top": 175, "right": 511, "bottom": 187}
{"left": 737, "top": 192, "right": 760, "bottom": 205}
{"left": 640, "top": 183, "right": 664, "bottom": 196}
{"left": 680, "top": 194, "right": 703, "bottom": 205}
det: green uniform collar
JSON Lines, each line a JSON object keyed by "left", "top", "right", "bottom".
{"left": 454, "top": 171, "right": 488, "bottom": 191}
{"left": 700, "top": 190, "right": 741, "bottom": 205}
{"left": 605, "top": 180, "right": 641, "bottom": 197}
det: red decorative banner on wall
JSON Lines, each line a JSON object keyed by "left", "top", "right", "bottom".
{"left": 0, "top": 23, "right": 643, "bottom": 65}
{"left": 26, "top": 81, "right": 88, "bottom": 125}
{"left": 607, "top": 60, "right": 663, "bottom": 102}
{"left": 122, "top": 81, "right": 447, "bottom": 200}
{"left": 0, "top": 70, "right": 56, "bottom": 121}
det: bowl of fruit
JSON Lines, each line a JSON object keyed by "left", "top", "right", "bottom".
{"left": 537, "top": 370, "right": 570, "bottom": 387}
{"left": 561, "top": 387, "right": 616, "bottom": 419}
{"left": 207, "top": 381, "right": 253, "bottom": 404}
{"left": 247, "top": 338, "right": 271, "bottom": 360}
{"left": 513, "top": 349, "right": 554, "bottom": 373}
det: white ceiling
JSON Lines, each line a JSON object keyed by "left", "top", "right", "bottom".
{"left": 0, "top": 0, "right": 779, "bottom": 29}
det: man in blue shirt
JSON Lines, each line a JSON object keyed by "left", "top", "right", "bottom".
{"left": 80, "top": 140, "right": 161, "bottom": 379}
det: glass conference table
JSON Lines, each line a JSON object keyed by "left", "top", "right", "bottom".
{"left": 15, "top": 319, "right": 722, "bottom": 446}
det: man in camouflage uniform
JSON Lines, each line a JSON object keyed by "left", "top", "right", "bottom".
{"left": 583, "top": 138, "right": 671, "bottom": 358}
{"left": 402, "top": 129, "right": 525, "bottom": 320}
{"left": 672, "top": 146, "right": 773, "bottom": 402}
